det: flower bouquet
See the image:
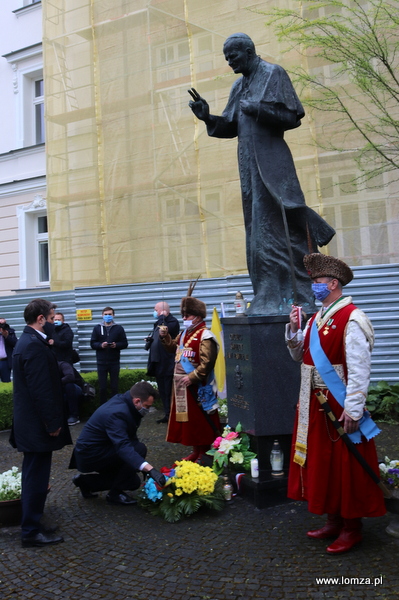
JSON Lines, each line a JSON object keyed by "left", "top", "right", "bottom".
{"left": 207, "top": 422, "right": 257, "bottom": 476}
{"left": 379, "top": 456, "right": 399, "bottom": 489}
{"left": 0, "top": 467, "right": 22, "bottom": 501}
{"left": 138, "top": 461, "right": 225, "bottom": 523}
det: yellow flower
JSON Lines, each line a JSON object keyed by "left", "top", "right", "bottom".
{"left": 167, "top": 493, "right": 173, "bottom": 497}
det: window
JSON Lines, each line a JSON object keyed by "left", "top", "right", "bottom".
{"left": 17, "top": 194, "right": 50, "bottom": 288}
{"left": 37, "top": 215, "right": 49, "bottom": 282}
{"left": 3, "top": 44, "right": 43, "bottom": 148}
{"left": 34, "top": 79, "right": 45, "bottom": 144}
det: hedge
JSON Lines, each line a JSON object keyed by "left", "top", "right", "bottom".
{"left": 0, "top": 369, "right": 158, "bottom": 431}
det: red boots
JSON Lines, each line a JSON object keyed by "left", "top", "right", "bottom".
{"left": 326, "top": 518, "right": 363, "bottom": 554}
{"left": 307, "top": 514, "right": 343, "bottom": 539}
{"left": 182, "top": 447, "right": 200, "bottom": 462}
{"left": 307, "top": 516, "right": 363, "bottom": 553}
{"left": 182, "top": 445, "right": 210, "bottom": 463}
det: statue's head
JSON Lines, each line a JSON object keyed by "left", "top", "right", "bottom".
{"left": 223, "top": 33, "right": 257, "bottom": 75}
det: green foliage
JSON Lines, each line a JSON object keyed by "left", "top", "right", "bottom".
{"left": 206, "top": 422, "right": 257, "bottom": 476}
{"left": 79, "top": 369, "right": 157, "bottom": 417}
{"left": 0, "top": 382, "right": 13, "bottom": 430}
{"left": 138, "top": 478, "right": 225, "bottom": 523}
{"left": 367, "top": 380, "right": 399, "bottom": 423}
{"left": 264, "top": 0, "right": 399, "bottom": 181}
{"left": 0, "top": 369, "right": 157, "bottom": 429}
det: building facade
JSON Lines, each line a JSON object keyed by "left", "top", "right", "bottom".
{"left": 0, "top": 0, "right": 398, "bottom": 296}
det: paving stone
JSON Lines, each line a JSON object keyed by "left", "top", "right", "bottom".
{"left": 1, "top": 415, "right": 399, "bottom": 599}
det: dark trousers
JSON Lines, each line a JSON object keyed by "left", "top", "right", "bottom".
{"left": 21, "top": 451, "right": 52, "bottom": 537}
{"left": 0, "top": 360, "right": 11, "bottom": 383}
{"left": 97, "top": 362, "right": 120, "bottom": 404}
{"left": 155, "top": 374, "right": 173, "bottom": 418}
{"left": 77, "top": 441, "right": 147, "bottom": 494}
{"left": 64, "top": 383, "right": 83, "bottom": 418}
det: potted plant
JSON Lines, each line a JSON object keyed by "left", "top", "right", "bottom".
{"left": 379, "top": 457, "right": 399, "bottom": 538}
{"left": 0, "top": 467, "right": 22, "bottom": 526}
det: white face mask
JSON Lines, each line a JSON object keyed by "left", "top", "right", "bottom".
{"left": 183, "top": 320, "right": 193, "bottom": 329}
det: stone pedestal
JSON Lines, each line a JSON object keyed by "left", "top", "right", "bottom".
{"left": 222, "top": 315, "right": 300, "bottom": 508}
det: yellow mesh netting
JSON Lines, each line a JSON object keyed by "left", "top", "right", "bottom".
{"left": 43, "top": 0, "right": 398, "bottom": 291}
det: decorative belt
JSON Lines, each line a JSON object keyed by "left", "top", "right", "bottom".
{"left": 311, "top": 364, "right": 345, "bottom": 390}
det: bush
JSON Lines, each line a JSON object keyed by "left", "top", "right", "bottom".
{"left": 79, "top": 369, "right": 159, "bottom": 417}
{"left": 0, "top": 382, "right": 13, "bottom": 431}
{"left": 0, "top": 369, "right": 158, "bottom": 430}
{"left": 367, "top": 381, "right": 399, "bottom": 423}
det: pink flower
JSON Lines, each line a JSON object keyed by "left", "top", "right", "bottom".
{"left": 225, "top": 432, "right": 239, "bottom": 440}
{"left": 213, "top": 436, "right": 223, "bottom": 448}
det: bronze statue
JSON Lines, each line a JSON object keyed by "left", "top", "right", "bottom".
{"left": 188, "top": 33, "right": 335, "bottom": 315}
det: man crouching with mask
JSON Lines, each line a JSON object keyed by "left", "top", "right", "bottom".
{"left": 70, "top": 381, "right": 166, "bottom": 505}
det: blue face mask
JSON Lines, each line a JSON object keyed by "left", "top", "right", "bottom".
{"left": 153, "top": 310, "right": 159, "bottom": 319}
{"left": 311, "top": 283, "right": 331, "bottom": 302}
{"left": 54, "top": 320, "right": 62, "bottom": 327}
{"left": 103, "top": 314, "right": 113, "bottom": 323}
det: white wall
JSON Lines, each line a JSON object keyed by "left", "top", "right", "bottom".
{"left": 0, "top": 1, "right": 46, "bottom": 295}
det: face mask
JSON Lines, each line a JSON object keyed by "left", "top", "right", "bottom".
{"left": 54, "top": 320, "right": 62, "bottom": 327}
{"left": 312, "top": 283, "right": 331, "bottom": 302}
{"left": 153, "top": 310, "right": 159, "bottom": 319}
{"left": 103, "top": 314, "right": 113, "bottom": 323}
{"left": 183, "top": 320, "right": 193, "bottom": 329}
{"left": 138, "top": 406, "right": 150, "bottom": 417}
{"left": 43, "top": 321, "right": 55, "bottom": 336}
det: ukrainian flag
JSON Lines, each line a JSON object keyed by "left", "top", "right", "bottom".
{"left": 211, "top": 307, "right": 226, "bottom": 399}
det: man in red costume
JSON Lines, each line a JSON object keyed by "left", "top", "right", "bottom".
{"left": 286, "top": 253, "right": 385, "bottom": 554}
{"left": 159, "top": 292, "right": 220, "bottom": 463}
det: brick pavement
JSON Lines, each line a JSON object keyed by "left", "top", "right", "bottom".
{"left": 0, "top": 410, "right": 398, "bottom": 600}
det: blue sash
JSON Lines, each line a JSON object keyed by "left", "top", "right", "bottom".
{"left": 179, "top": 331, "right": 195, "bottom": 375}
{"left": 309, "top": 319, "right": 380, "bottom": 443}
{"left": 178, "top": 331, "right": 217, "bottom": 412}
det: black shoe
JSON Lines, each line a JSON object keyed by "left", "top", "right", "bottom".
{"left": 156, "top": 416, "right": 169, "bottom": 424}
{"left": 68, "top": 417, "right": 80, "bottom": 426}
{"left": 40, "top": 523, "right": 58, "bottom": 534}
{"left": 106, "top": 492, "right": 137, "bottom": 506}
{"left": 72, "top": 474, "right": 98, "bottom": 499}
{"left": 21, "top": 532, "right": 64, "bottom": 548}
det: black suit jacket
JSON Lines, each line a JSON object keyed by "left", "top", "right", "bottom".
{"left": 11, "top": 326, "right": 72, "bottom": 452}
{"left": 73, "top": 391, "right": 145, "bottom": 472}
{"left": 146, "top": 313, "right": 180, "bottom": 377}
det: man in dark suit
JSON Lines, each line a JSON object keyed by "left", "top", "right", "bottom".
{"left": 0, "top": 316, "right": 18, "bottom": 382}
{"left": 11, "top": 298, "right": 72, "bottom": 547}
{"left": 145, "top": 301, "right": 180, "bottom": 423}
{"left": 71, "top": 381, "right": 166, "bottom": 505}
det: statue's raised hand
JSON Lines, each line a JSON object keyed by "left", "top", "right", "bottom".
{"left": 188, "top": 88, "right": 210, "bottom": 122}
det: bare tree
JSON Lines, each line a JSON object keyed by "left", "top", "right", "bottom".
{"left": 265, "top": 0, "right": 399, "bottom": 183}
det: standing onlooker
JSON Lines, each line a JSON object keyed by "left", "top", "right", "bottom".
{"left": 90, "top": 306, "right": 128, "bottom": 404}
{"left": 145, "top": 301, "right": 180, "bottom": 423}
{"left": 0, "top": 316, "right": 18, "bottom": 382}
{"left": 47, "top": 312, "right": 74, "bottom": 364}
{"left": 11, "top": 298, "right": 72, "bottom": 547}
